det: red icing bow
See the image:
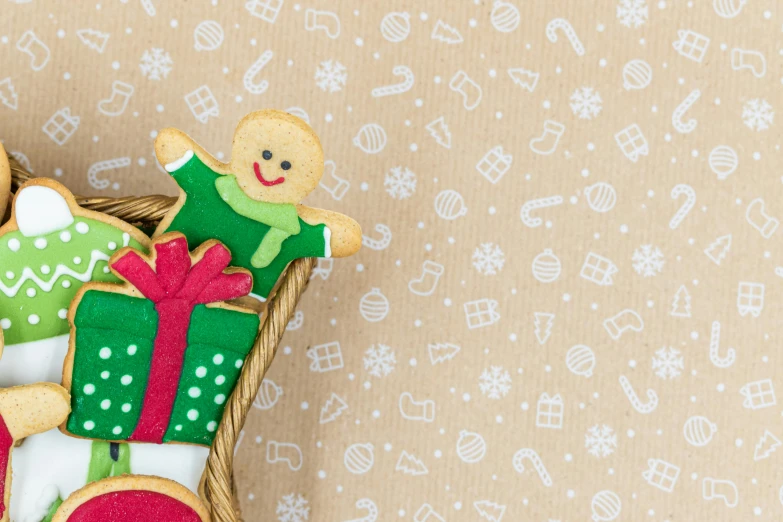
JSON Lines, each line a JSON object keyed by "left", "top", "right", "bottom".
{"left": 110, "top": 236, "right": 252, "bottom": 443}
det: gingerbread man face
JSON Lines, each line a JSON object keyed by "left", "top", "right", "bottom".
{"left": 229, "top": 110, "right": 325, "bottom": 204}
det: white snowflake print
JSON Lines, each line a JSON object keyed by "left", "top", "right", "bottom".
{"left": 364, "top": 344, "right": 396, "bottom": 378}
{"left": 652, "top": 346, "right": 684, "bottom": 380}
{"left": 585, "top": 424, "right": 618, "bottom": 458}
{"left": 473, "top": 243, "right": 505, "bottom": 275}
{"left": 570, "top": 87, "right": 603, "bottom": 120}
{"left": 742, "top": 98, "right": 774, "bottom": 131}
{"left": 632, "top": 244, "right": 664, "bottom": 277}
{"left": 139, "top": 48, "right": 173, "bottom": 81}
{"left": 276, "top": 493, "right": 310, "bottom": 522}
{"left": 314, "top": 59, "right": 347, "bottom": 93}
{"left": 617, "top": 0, "right": 648, "bottom": 28}
{"left": 385, "top": 166, "right": 417, "bottom": 200}
{"left": 479, "top": 366, "right": 512, "bottom": 399}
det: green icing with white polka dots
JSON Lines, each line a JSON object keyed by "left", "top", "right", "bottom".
{"left": 68, "top": 290, "right": 259, "bottom": 446}
{"left": 0, "top": 217, "right": 145, "bottom": 345}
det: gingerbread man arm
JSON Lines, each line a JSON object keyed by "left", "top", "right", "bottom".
{"left": 0, "top": 383, "right": 71, "bottom": 439}
{"left": 154, "top": 128, "right": 231, "bottom": 175}
{"left": 297, "top": 205, "right": 362, "bottom": 258}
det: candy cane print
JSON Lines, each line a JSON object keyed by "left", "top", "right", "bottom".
{"left": 669, "top": 184, "right": 696, "bottom": 229}
{"left": 618, "top": 375, "right": 658, "bottom": 414}
{"left": 87, "top": 157, "right": 131, "bottom": 190}
{"left": 244, "top": 50, "right": 273, "bottom": 94}
{"left": 140, "top": 0, "right": 156, "bottom": 16}
{"left": 345, "top": 498, "right": 379, "bottom": 522}
{"left": 512, "top": 448, "right": 553, "bottom": 487}
{"left": 709, "top": 321, "right": 736, "bottom": 368}
{"left": 520, "top": 195, "right": 564, "bottom": 227}
{"left": 545, "top": 18, "right": 585, "bottom": 56}
{"left": 672, "top": 89, "right": 701, "bottom": 133}
{"left": 371, "top": 65, "right": 415, "bottom": 98}
{"left": 362, "top": 224, "right": 392, "bottom": 251}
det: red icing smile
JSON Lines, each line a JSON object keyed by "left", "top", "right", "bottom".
{"left": 254, "top": 162, "right": 285, "bottom": 187}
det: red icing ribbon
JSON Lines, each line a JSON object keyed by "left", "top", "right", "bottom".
{"left": 0, "top": 415, "right": 12, "bottom": 518}
{"left": 112, "top": 237, "right": 252, "bottom": 444}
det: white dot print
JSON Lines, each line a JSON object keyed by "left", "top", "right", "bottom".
{"left": 215, "top": 375, "right": 226, "bottom": 385}
{"left": 120, "top": 375, "right": 132, "bottom": 385}
{"left": 215, "top": 394, "right": 226, "bottom": 405}
{"left": 187, "top": 409, "right": 199, "bottom": 421}
{"left": 127, "top": 344, "right": 138, "bottom": 355}
{"left": 196, "top": 366, "right": 207, "bottom": 378}
{"left": 83, "top": 421, "right": 95, "bottom": 431}
{"left": 213, "top": 354, "right": 224, "bottom": 365}
{"left": 27, "top": 314, "right": 40, "bottom": 325}
{"left": 60, "top": 230, "right": 71, "bottom": 242}
{"left": 34, "top": 238, "right": 47, "bottom": 249}
{"left": 188, "top": 387, "right": 201, "bottom": 398}
{"left": 7, "top": 238, "right": 20, "bottom": 252}
{"left": 101, "top": 399, "right": 111, "bottom": 410}
{"left": 75, "top": 222, "right": 89, "bottom": 234}
{"left": 83, "top": 384, "right": 95, "bottom": 395}
{"left": 99, "top": 347, "right": 111, "bottom": 359}
{"left": 121, "top": 403, "right": 131, "bottom": 413}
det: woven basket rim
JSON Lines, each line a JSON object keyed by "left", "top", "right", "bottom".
{"left": 5, "top": 153, "right": 314, "bottom": 522}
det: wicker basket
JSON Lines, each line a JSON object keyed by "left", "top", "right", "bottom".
{"left": 5, "top": 153, "right": 314, "bottom": 522}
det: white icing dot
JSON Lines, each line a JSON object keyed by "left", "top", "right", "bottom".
{"left": 213, "top": 354, "right": 224, "bottom": 365}
{"left": 73, "top": 257, "right": 82, "bottom": 265}
{"left": 0, "top": 319, "right": 9, "bottom": 330}
{"left": 101, "top": 371, "right": 110, "bottom": 379}
{"left": 58, "top": 309, "right": 67, "bottom": 320}
{"left": 121, "top": 403, "right": 131, "bottom": 413}
{"left": 75, "top": 222, "right": 89, "bottom": 234}
{"left": 112, "top": 426, "right": 122, "bottom": 435}
{"left": 41, "top": 265, "right": 51, "bottom": 274}
{"left": 187, "top": 409, "right": 199, "bottom": 421}
{"left": 207, "top": 421, "right": 217, "bottom": 432}
{"left": 83, "top": 421, "right": 95, "bottom": 431}
{"left": 4, "top": 272, "right": 13, "bottom": 279}
{"left": 121, "top": 375, "right": 133, "bottom": 385}
{"left": 235, "top": 359, "right": 243, "bottom": 369}
{"left": 34, "top": 238, "right": 47, "bottom": 249}
{"left": 60, "top": 230, "right": 71, "bottom": 242}
{"left": 188, "top": 387, "right": 201, "bottom": 398}
{"left": 196, "top": 366, "right": 207, "bottom": 378}
{"left": 175, "top": 424, "right": 183, "bottom": 431}
{"left": 7, "top": 238, "right": 20, "bottom": 252}
{"left": 28, "top": 314, "right": 40, "bottom": 325}
{"left": 108, "top": 241, "right": 117, "bottom": 250}
{"left": 102, "top": 266, "right": 110, "bottom": 274}
{"left": 215, "top": 375, "right": 226, "bottom": 385}
{"left": 127, "top": 344, "right": 137, "bottom": 355}
{"left": 62, "top": 280, "right": 71, "bottom": 288}
{"left": 83, "top": 384, "right": 95, "bottom": 395}
{"left": 26, "top": 288, "right": 36, "bottom": 297}
{"left": 100, "top": 399, "right": 111, "bottom": 410}
{"left": 215, "top": 394, "right": 226, "bottom": 405}
{"left": 99, "top": 347, "right": 112, "bottom": 359}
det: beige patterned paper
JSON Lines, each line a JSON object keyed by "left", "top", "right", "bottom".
{"left": 2, "top": 0, "right": 783, "bottom": 521}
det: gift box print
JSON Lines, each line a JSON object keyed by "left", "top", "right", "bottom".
{"left": 65, "top": 235, "right": 260, "bottom": 446}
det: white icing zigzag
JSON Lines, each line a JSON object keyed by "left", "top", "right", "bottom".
{"left": 0, "top": 233, "right": 130, "bottom": 298}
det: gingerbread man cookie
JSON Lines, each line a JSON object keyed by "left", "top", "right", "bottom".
{"left": 153, "top": 109, "right": 362, "bottom": 300}
{"left": 0, "top": 382, "right": 71, "bottom": 522}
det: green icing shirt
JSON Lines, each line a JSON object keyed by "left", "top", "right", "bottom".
{"left": 164, "top": 152, "right": 329, "bottom": 298}
{"left": 0, "top": 218, "right": 146, "bottom": 345}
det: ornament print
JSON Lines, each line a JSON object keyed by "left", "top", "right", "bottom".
{"left": 2, "top": 1, "right": 782, "bottom": 521}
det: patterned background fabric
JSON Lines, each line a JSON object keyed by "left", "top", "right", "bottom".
{"left": 2, "top": 0, "right": 783, "bottom": 520}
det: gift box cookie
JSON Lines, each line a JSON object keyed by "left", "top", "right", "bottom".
{"left": 63, "top": 233, "right": 260, "bottom": 446}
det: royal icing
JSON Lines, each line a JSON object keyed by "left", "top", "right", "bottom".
{"left": 161, "top": 151, "right": 330, "bottom": 298}
{"left": 61, "top": 490, "right": 203, "bottom": 522}
{"left": 0, "top": 184, "right": 147, "bottom": 345}
{"left": 67, "top": 235, "right": 260, "bottom": 446}
{"left": 10, "top": 426, "right": 209, "bottom": 522}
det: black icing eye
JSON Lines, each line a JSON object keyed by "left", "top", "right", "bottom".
{"left": 262, "top": 150, "right": 272, "bottom": 160}
{"left": 281, "top": 161, "right": 291, "bottom": 171}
